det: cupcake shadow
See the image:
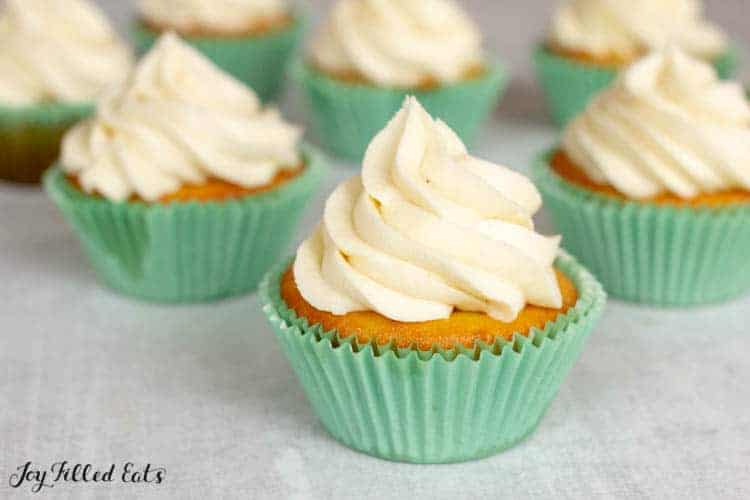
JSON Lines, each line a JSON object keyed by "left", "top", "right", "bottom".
{"left": 2, "top": 192, "right": 94, "bottom": 284}
{"left": 165, "top": 301, "right": 332, "bottom": 439}
{"left": 493, "top": 77, "right": 551, "bottom": 127}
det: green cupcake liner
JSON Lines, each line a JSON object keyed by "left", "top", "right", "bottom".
{"left": 533, "top": 151, "right": 750, "bottom": 305}
{"left": 260, "top": 252, "right": 605, "bottom": 463}
{"left": 292, "top": 60, "right": 508, "bottom": 161}
{"left": 44, "top": 146, "right": 326, "bottom": 303}
{"left": 131, "top": 15, "right": 306, "bottom": 102}
{"left": 0, "top": 102, "right": 93, "bottom": 184}
{"left": 533, "top": 44, "right": 740, "bottom": 127}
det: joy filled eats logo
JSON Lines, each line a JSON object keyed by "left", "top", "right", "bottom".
{"left": 8, "top": 461, "right": 165, "bottom": 494}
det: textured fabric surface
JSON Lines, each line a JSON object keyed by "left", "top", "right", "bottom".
{"left": 1, "top": 1, "right": 749, "bottom": 499}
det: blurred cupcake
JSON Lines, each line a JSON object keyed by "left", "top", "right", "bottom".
{"left": 534, "top": 0, "right": 738, "bottom": 126}
{"left": 534, "top": 48, "right": 750, "bottom": 305}
{"left": 45, "top": 34, "right": 325, "bottom": 303}
{"left": 133, "top": 0, "right": 305, "bottom": 101}
{"left": 261, "top": 97, "right": 605, "bottom": 463}
{"left": 294, "top": 0, "right": 507, "bottom": 160}
{"left": 0, "top": 0, "right": 132, "bottom": 183}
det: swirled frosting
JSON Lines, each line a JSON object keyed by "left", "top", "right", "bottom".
{"left": 61, "top": 33, "right": 302, "bottom": 202}
{"left": 0, "top": 0, "right": 133, "bottom": 106}
{"left": 562, "top": 48, "right": 750, "bottom": 200}
{"left": 294, "top": 97, "right": 562, "bottom": 323}
{"left": 549, "top": 0, "right": 727, "bottom": 61}
{"left": 138, "top": 0, "right": 288, "bottom": 35}
{"left": 310, "top": 0, "right": 483, "bottom": 88}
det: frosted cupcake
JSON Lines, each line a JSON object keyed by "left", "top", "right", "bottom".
{"left": 133, "top": 0, "right": 305, "bottom": 101}
{"left": 534, "top": 0, "right": 737, "bottom": 126}
{"left": 294, "top": 0, "right": 507, "bottom": 160}
{"left": 45, "top": 34, "right": 325, "bottom": 302}
{"left": 0, "top": 0, "right": 132, "bottom": 183}
{"left": 261, "top": 97, "right": 605, "bottom": 463}
{"left": 534, "top": 48, "right": 750, "bottom": 305}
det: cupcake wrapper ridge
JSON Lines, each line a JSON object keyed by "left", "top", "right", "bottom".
{"left": 0, "top": 102, "right": 93, "bottom": 184}
{"left": 292, "top": 60, "right": 508, "bottom": 161}
{"left": 533, "top": 150, "right": 750, "bottom": 305}
{"left": 260, "top": 252, "right": 606, "bottom": 464}
{"left": 44, "top": 146, "right": 326, "bottom": 303}
{"left": 533, "top": 44, "right": 739, "bottom": 127}
{"left": 132, "top": 14, "right": 306, "bottom": 102}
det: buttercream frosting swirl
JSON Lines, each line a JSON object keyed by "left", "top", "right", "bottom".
{"left": 310, "top": 0, "right": 483, "bottom": 88}
{"left": 294, "top": 97, "right": 562, "bottom": 323}
{"left": 549, "top": 0, "right": 727, "bottom": 61}
{"left": 138, "top": 0, "right": 288, "bottom": 35}
{"left": 0, "top": 0, "right": 133, "bottom": 106}
{"left": 61, "top": 33, "right": 302, "bottom": 202}
{"left": 562, "top": 48, "right": 750, "bottom": 200}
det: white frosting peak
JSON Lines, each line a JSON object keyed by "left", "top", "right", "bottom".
{"left": 550, "top": 0, "right": 727, "bottom": 60}
{"left": 563, "top": 48, "right": 750, "bottom": 199}
{"left": 139, "top": 0, "right": 288, "bottom": 34}
{"left": 295, "top": 97, "right": 562, "bottom": 323}
{"left": 310, "top": 0, "right": 483, "bottom": 87}
{"left": 0, "top": 0, "right": 133, "bottom": 105}
{"left": 61, "top": 34, "right": 302, "bottom": 202}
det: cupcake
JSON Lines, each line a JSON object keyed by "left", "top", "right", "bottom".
{"left": 45, "top": 34, "right": 325, "bottom": 303}
{"left": 133, "top": 0, "right": 305, "bottom": 102}
{"left": 261, "top": 97, "right": 605, "bottom": 463}
{"left": 0, "top": 0, "right": 132, "bottom": 183}
{"left": 534, "top": 48, "right": 750, "bottom": 305}
{"left": 534, "top": 0, "right": 738, "bottom": 126}
{"left": 294, "top": 0, "right": 507, "bottom": 161}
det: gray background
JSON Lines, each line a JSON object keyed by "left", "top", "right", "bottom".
{"left": 1, "top": 2, "right": 749, "bottom": 500}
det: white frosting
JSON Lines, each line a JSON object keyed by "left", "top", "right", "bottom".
{"left": 61, "top": 34, "right": 302, "bottom": 202}
{"left": 139, "top": 0, "right": 288, "bottom": 34}
{"left": 294, "top": 97, "right": 562, "bottom": 323}
{"left": 550, "top": 0, "right": 727, "bottom": 60}
{"left": 562, "top": 48, "right": 750, "bottom": 200}
{"left": 0, "top": 0, "right": 133, "bottom": 106}
{"left": 310, "top": 0, "right": 483, "bottom": 88}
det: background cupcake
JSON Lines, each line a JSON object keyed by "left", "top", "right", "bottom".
{"left": 45, "top": 34, "right": 325, "bottom": 302}
{"left": 262, "top": 97, "right": 605, "bottom": 463}
{"left": 534, "top": 48, "right": 750, "bottom": 305}
{"left": 534, "top": 0, "right": 738, "bottom": 126}
{"left": 295, "top": 0, "right": 507, "bottom": 160}
{"left": 0, "top": 0, "right": 132, "bottom": 184}
{"left": 133, "top": 0, "right": 305, "bottom": 101}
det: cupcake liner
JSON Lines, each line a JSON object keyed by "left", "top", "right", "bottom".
{"left": 0, "top": 102, "right": 93, "bottom": 184}
{"left": 533, "top": 151, "right": 750, "bottom": 305}
{"left": 44, "top": 146, "right": 326, "bottom": 303}
{"left": 131, "top": 14, "right": 306, "bottom": 102}
{"left": 292, "top": 60, "right": 508, "bottom": 161}
{"left": 260, "top": 252, "right": 606, "bottom": 464}
{"left": 533, "top": 44, "right": 740, "bottom": 127}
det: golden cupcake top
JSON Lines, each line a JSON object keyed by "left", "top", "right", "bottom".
{"left": 549, "top": 0, "right": 727, "bottom": 63}
{"left": 138, "top": 0, "right": 290, "bottom": 36}
{"left": 294, "top": 97, "right": 564, "bottom": 324}
{"left": 310, "top": 0, "right": 484, "bottom": 88}
{"left": 562, "top": 48, "right": 750, "bottom": 200}
{"left": 0, "top": 0, "right": 133, "bottom": 106}
{"left": 61, "top": 33, "right": 302, "bottom": 202}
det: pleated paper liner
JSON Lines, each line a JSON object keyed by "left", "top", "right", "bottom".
{"left": 44, "top": 146, "right": 326, "bottom": 303}
{"left": 533, "top": 151, "right": 750, "bottom": 305}
{"left": 131, "top": 13, "right": 306, "bottom": 102}
{"left": 533, "top": 44, "right": 740, "bottom": 127}
{"left": 0, "top": 102, "right": 93, "bottom": 184}
{"left": 292, "top": 60, "right": 508, "bottom": 161}
{"left": 260, "top": 253, "right": 606, "bottom": 464}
